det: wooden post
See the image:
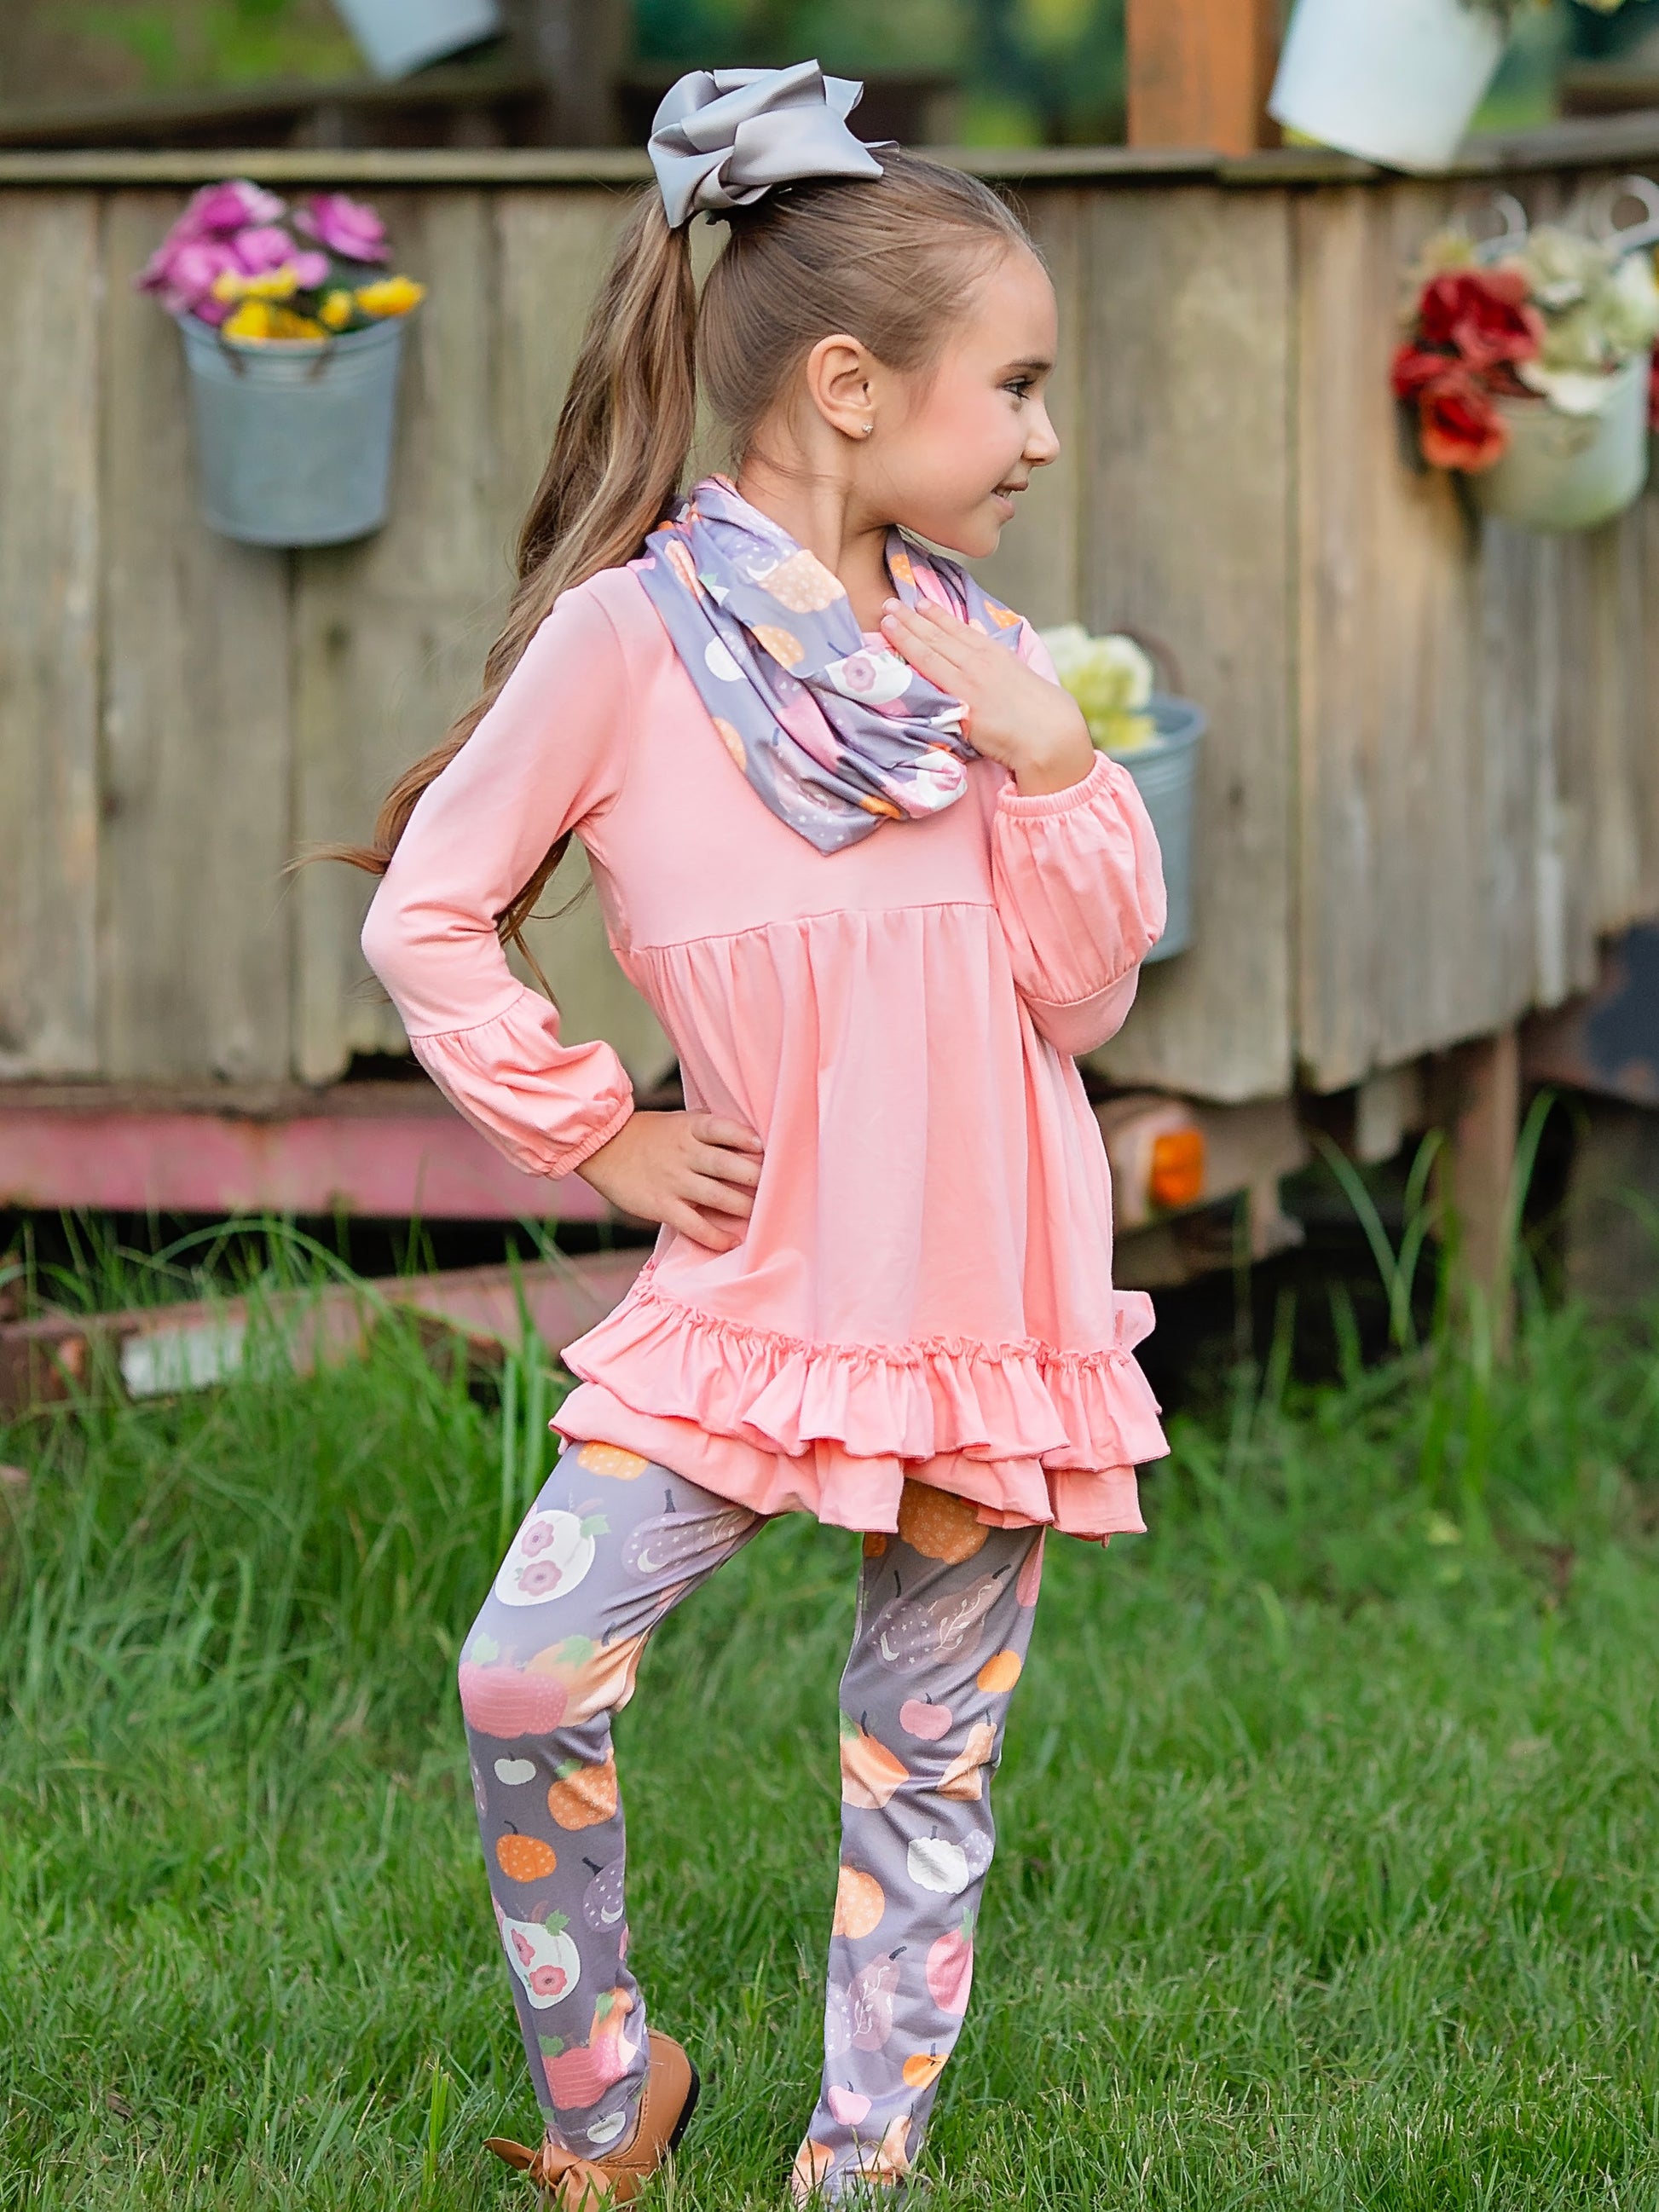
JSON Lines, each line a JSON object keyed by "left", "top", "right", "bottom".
{"left": 501, "top": 0, "right": 632, "bottom": 146}
{"left": 1124, "top": 0, "right": 1280, "bottom": 155}
{"left": 1448, "top": 1025, "right": 1521, "bottom": 1346}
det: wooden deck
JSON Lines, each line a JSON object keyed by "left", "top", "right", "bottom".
{"left": 2, "top": 121, "right": 1657, "bottom": 1122}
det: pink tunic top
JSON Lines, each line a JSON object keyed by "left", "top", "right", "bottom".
{"left": 362, "top": 563, "right": 1170, "bottom": 1540}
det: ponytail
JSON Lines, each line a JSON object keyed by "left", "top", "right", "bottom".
{"left": 329, "top": 190, "right": 697, "bottom": 961}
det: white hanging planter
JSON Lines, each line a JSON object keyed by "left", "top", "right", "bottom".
{"left": 1269, "top": 0, "right": 1506, "bottom": 174}
{"left": 1472, "top": 350, "right": 1651, "bottom": 534}
{"left": 332, "top": 0, "right": 502, "bottom": 80}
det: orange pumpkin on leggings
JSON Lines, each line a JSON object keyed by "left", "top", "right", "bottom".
{"left": 896, "top": 1482, "right": 986, "bottom": 1565}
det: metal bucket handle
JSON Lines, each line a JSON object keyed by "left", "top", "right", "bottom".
{"left": 1464, "top": 189, "right": 1530, "bottom": 267}
{"left": 1587, "top": 174, "right": 1659, "bottom": 259}
{"left": 211, "top": 324, "right": 337, "bottom": 381}
{"left": 1107, "top": 622, "right": 1187, "bottom": 702}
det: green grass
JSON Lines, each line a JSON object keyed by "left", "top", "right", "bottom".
{"left": 6, "top": 1275, "right": 1659, "bottom": 2209}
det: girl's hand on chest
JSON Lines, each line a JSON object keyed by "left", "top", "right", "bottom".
{"left": 879, "top": 599, "right": 1095, "bottom": 798}
{"left": 578, "top": 1111, "right": 764, "bottom": 1253}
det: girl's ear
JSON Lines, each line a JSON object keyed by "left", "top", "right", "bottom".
{"left": 802, "top": 332, "right": 882, "bottom": 444}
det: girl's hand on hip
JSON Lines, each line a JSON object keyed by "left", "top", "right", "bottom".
{"left": 578, "top": 1111, "right": 763, "bottom": 1252}
{"left": 879, "top": 598, "right": 1095, "bottom": 797}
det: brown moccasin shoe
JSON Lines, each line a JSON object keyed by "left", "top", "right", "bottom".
{"left": 485, "top": 2030, "right": 699, "bottom": 2209}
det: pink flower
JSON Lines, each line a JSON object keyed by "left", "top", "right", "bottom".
{"left": 293, "top": 192, "right": 390, "bottom": 264}
{"left": 178, "top": 178, "right": 287, "bottom": 239}
{"left": 137, "top": 234, "right": 240, "bottom": 319}
{"left": 231, "top": 224, "right": 298, "bottom": 274}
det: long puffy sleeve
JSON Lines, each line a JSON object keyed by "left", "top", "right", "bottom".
{"left": 360, "top": 584, "right": 636, "bottom": 1181}
{"left": 990, "top": 630, "right": 1167, "bottom": 1058}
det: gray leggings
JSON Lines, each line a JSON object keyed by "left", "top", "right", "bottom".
{"left": 460, "top": 1440, "right": 1044, "bottom": 2200}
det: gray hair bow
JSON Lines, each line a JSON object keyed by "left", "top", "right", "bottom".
{"left": 648, "top": 61, "right": 884, "bottom": 231}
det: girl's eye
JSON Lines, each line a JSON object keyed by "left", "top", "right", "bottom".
{"left": 1005, "top": 378, "right": 1033, "bottom": 400}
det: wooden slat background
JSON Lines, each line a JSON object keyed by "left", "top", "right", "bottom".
{"left": 0, "top": 164, "right": 1655, "bottom": 1107}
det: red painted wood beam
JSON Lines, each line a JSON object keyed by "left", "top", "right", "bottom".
{"left": 0, "top": 1095, "right": 609, "bottom": 1221}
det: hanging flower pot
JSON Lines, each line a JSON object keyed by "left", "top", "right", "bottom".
{"left": 137, "top": 181, "right": 426, "bottom": 548}
{"left": 1392, "top": 202, "right": 1659, "bottom": 534}
{"left": 175, "top": 314, "right": 412, "bottom": 547}
{"left": 1270, "top": 0, "right": 1507, "bottom": 173}
{"left": 331, "top": 0, "right": 502, "bottom": 81}
{"left": 1040, "top": 628, "right": 1205, "bottom": 965}
{"left": 1472, "top": 348, "right": 1650, "bottom": 532}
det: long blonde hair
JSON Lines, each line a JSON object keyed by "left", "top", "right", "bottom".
{"left": 333, "top": 152, "right": 1030, "bottom": 960}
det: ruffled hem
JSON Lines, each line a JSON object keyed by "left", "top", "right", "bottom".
{"left": 552, "top": 1268, "right": 1167, "bottom": 1539}
{"left": 552, "top": 1396, "right": 1147, "bottom": 1542}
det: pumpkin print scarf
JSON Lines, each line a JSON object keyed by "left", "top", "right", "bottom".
{"left": 636, "top": 475, "right": 1024, "bottom": 854}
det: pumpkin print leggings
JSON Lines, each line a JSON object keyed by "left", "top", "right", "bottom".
{"left": 459, "top": 1438, "right": 1045, "bottom": 2202}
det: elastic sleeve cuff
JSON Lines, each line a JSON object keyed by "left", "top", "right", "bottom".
{"left": 548, "top": 1094, "right": 635, "bottom": 1182}
{"left": 996, "top": 750, "right": 1119, "bottom": 819}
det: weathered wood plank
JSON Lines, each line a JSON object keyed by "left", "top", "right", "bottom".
{"left": 492, "top": 186, "right": 673, "bottom": 1088}
{"left": 977, "top": 186, "right": 1084, "bottom": 630}
{"left": 100, "top": 193, "right": 292, "bottom": 1083}
{"left": 1080, "top": 184, "right": 1295, "bottom": 1101}
{"left": 1125, "top": 0, "right": 1280, "bottom": 156}
{"left": 292, "top": 191, "right": 503, "bottom": 1084}
{"left": 0, "top": 193, "right": 100, "bottom": 1077}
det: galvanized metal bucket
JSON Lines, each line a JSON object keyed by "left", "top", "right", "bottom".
{"left": 332, "top": 0, "right": 501, "bottom": 78}
{"left": 177, "top": 312, "right": 411, "bottom": 548}
{"left": 1270, "top": 0, "right": 1503, "bottom": 173}
{"left": 1110, "top": 694, "right": 1205, "bottom": 964}
{"left": 1473, "top": 350, "right": 1651, "bottom": 534}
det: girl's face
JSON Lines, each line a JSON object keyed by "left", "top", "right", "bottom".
{"left": 866, "top": 245, "right": 1061, "bottom": 560}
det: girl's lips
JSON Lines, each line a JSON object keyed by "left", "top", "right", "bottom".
{"left": 991, "top": 490, "right": 1017, "bottom": 520}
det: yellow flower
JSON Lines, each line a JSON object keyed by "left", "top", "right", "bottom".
{"left": 221, "top": 299, "right": 275, "bottom": 341}
{"left": 211, "top": 263, "right": 303, "bottom": 304}
{"left": 221, "top": 301, "right": 326, "bottom": 344}
{"left": 319, "top": 288, "right": 355, "bottom": 331}
{"left": 353, "top": 274, "right": 426, "bottom": 319}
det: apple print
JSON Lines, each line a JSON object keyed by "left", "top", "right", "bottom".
{"left": 494, "top": 1506, "right": 607, "bottom": 1608}
{"left": 872, "top": 1568, "right": 1006, "bottom": 1670}
{"left": 907, "top": 1832, "right": 969, "bottom": 1895}
{"left": 581, "top": 1856, "right": 626, "bottom": 1931}
{"left": 825, "top": 1949, "right": 903, "bottom": 2056}
{"left": 926, "top": 1910, "right": 974, "bottom": 2013}
{"left": 539, "top": 1987, "right": 642, "bottom": 2107}
{"left": 460, "top": 1660, "right": 568, "bottom": 1739}
{"left": 899, "top": 1695, "right": 953, "bottom": 1741}
{"left": 621, "top": 1487, "right": 752, "bottom": 1578}
{"left": 495, "top": 1903, "right": 581, "bottom": 2011}
{"left": 869, "top": 2114, "right": 914, "bottom": 2181}
{"left": 827, "top": 2085, "right": 870, "bottom": 2127}
{"left": 494, "top": 1757, "right": 538, "bottom": 1786}
{"left": 903, "top": 2048, "right": 947, "bottom": 2090}
{"left": 584, "top": 2107, "right": 630, "bottom": 2147}
{"left": 977, "top": 1648, "right": 1023, "bottom": 1695}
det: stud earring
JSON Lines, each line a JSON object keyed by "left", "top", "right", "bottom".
{"left": 862, "top": 421, "right": 875, "bottom": 437}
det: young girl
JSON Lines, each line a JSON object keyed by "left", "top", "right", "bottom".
{"left": 355, "top": 61, "right": 1167, "bottom": 2207}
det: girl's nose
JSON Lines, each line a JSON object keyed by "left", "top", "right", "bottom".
{"left": 1025, "top": 405, "right": 1061, "bottom": 468}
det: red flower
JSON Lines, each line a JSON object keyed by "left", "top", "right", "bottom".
{"left": 1415, "top": 267, "right": 1543, "bottom": 372}
{"left": 1415, "top": 367, "right": 1508, "bottom": 473}
{"left": 1391, "top": 343, "right": 1455, "bottom": 399}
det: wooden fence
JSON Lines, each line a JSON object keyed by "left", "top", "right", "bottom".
{"left": 3, "top": 124, "right": 1658, "bottom": 1114}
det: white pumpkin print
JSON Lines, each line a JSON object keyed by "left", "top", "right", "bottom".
{"left": 907, "top": 1834, "right": 970, "bottom": 1895}
{"left": 494, "top": 1507, "right": 605, "bottom": 1608}
{"left": 496, "top": 1905, "right": 581, "bottom": 2011}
